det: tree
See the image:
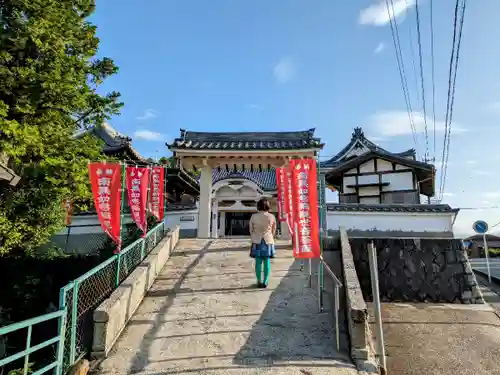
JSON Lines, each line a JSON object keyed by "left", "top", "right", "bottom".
{"left": 0, "top": 0, "right": 123, "bottom": 256}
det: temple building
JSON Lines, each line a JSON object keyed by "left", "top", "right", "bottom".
{"left": 166, "top": 127, "right": 459, "bottom": 239}
{"left": 167, "top": 128, "right": 323, "bottom": 238}
{"left": 321, "top": 128, "right": 459, "bottom": 238}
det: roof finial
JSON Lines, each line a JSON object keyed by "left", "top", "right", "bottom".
{"left": 352, "top": 127, "right": 364, "bottom": 139}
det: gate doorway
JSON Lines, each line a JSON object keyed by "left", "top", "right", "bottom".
{"left": 225, "top": 212, "right": 252, "bottom": 236}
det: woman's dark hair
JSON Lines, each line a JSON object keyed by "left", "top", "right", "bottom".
{"left": 257, "top": 198, "right": 271, "bottom": 212}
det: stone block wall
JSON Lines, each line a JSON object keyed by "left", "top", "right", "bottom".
{"left": 349, "top": 238, "right": 484, "bottom": 304}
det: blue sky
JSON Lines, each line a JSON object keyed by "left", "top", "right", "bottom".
{"left": 91, "top": 0, "right": 500, "bottom": 236}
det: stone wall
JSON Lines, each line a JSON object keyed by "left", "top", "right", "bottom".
{"left": 349, "top": 238, "right": 484, "bottom": 304}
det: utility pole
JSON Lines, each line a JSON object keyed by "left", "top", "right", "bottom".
{"left": 423, "top": 154, "right": 436, "bottom": 204}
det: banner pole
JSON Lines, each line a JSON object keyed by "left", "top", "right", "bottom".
{"left": 317, "top": 155, "right": 324, "bottom": 310}
{"left": 116, "top": 162, "right": 126, "bottom": 287}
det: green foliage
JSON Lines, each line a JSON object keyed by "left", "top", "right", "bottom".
{"left": 0, "top": 0, "right": 123, "bottom": 256}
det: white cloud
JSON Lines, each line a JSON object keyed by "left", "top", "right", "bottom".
{"left": 359, "top": 0, "right": 415, "bottom": 27}
{"left": 442, "top": 192, "right": 455, "bottom": 197}
{"left": 374, "top": 42, "right": 386, "bottom": 54}
{"left": 247, "top": 104, "right": 264, "bottom": 111}
{"left": 483, "top": 192, "right": 500, "bottom": 199}
{"left": 466, "top": 160, "right": 477, "bottom": 165}
{"left": 134, "top": 129, "right": 164, "bottom": 141}
{"left": 273, "top": 57, "right": 297, "bottom": 84}
{"left": 474, "top": 170, "right": 491, "bottom": 176}
{"left": 367, "top": 110, "right": 468, "bottom": 137}
{"left": 136, "top": 109, "right": 159, "bottom": 121}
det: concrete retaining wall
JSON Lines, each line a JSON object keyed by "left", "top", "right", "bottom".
{"left": 339, "top": 228, "right": 372, "bottom": 362}
{"left": 350, "top": 238, "right": 484, "bottom": 304}
{"left": 91, "top": 225, "right": 180, "bottom": 358}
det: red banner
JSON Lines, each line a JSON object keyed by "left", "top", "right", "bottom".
{"left": 291, "top": 159, "right": 320, "bottom": 259}
{"left": 148, "top": 166, "right": 165, "bottom": 221}
{"left": 126, "top": 166, "right": 150, "bottom": 234}
{"left": 285, "top": 165, "right": 295, "bottom": 237}
{"left": 89, "top": 163, "right": 122, "bottom": 247}
{"left": 275, "top": 168, "right": 287, "bottom": 222}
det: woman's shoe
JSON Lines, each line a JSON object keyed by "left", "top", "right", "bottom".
{"left": 258, "top": 283, "right": 268, "bottom": 288}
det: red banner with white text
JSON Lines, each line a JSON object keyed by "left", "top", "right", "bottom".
{"left": 148, "top": 166, "right": 165, "bottom": 222}
{"left": 275, "top": 168, "right": 287, "bottom": 222}
{"left": 291, "top": 159, "right": 320, "bottom": 259}
{"left": 126, "top": 166, "right": 150, "bottom": 234}
{"left": 89, "top": 163, "right": 122, "bottom": 248}
{"left": 284, "top": 165, "right": 295, "bottom": 237}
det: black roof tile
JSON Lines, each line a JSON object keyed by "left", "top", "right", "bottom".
{"left": 326, "top": 203, "right": 458, "bottom": 213}
{"left": 168, "top": 128, "right": 323, "bottom": 150}
{"left": 320, "top": 127, "right": 416, "bottom": 168}
{"left": 211, "top": 169, "right": 276, "bottom": 191}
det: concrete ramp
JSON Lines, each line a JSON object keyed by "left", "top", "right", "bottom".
{"left": 96, "top": 238, "right": 360, "bottom": 375}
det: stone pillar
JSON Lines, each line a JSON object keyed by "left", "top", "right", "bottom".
{"left": 211, "top": 200, "right": 218, "bottom": 239}
{"left": 219, "top": 211, "right": 226, "bottom": 237}
{"left": 281, "top": 221, "right": 291, "bottom": 240}
{"left": 198, "top": 165, "right": 213, "bottom": 238}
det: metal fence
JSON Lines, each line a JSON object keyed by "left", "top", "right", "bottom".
{"left": 0, "top": 221, "right": 169, "bottom": 375}
{"left": 59, "top": 221, "right": 167, "bottom": 368}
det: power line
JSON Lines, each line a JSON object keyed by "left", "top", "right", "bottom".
{"left": 414, "top": 0, "right": 429, "bottom": 160}
{"left": 439, "top": 0, "right": 467, "bottom": 202}
{"left": 385, "top": 0, "right": 419, "bottom": 153}
{"left": 429, "top": 0, "right": 437, "bottom": 159}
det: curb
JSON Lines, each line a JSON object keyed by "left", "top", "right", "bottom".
{"left": 474, "top": 269, "right": 500, "bottom": 285}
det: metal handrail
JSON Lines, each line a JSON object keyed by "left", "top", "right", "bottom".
{"left": 318, "top": 256, "right": 343, "bottom": 351}
{"left": 303, "top": 256, "right": 343, "bottom": 351}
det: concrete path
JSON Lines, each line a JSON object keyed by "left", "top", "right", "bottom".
{"left": 368, "top": 302, "right": 500, "bottom": 375}
{"left": 97, "top": 238, "right": 359, "bottom": 375}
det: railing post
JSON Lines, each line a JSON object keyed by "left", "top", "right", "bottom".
{"left": 69, "top": 281, "right": 79, "bottom": 365}
{"left": 56, "top": 308, "right": 67, "bottom": 375}
{"left": 115, "top": 253, "right": 121, "bottom": 287}
{"left": 57, "top": 287, "right": 67, "bottom": 368}
{"left": 140, "top": 237, "right": 145, "bottom": 260}
{"left": 24, "top": 325, "right": 32, "bottom": 374}
{"left": 334, "top": 285, "right": 340, "bottom": 351}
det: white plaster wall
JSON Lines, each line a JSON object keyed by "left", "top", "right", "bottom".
{"left": 377, "top": 159, "right": 393, "bottom": 172}
{"left": 164, "top": 210, "right": 199, "bottom": 232}
{"left": 326, "top": 211, "right": 454, "bottom": 233}
{"left": 358, "top": 174, "right": 379, "bottom": 184}
{"left": 358, "top": 186, "right": 379, "bottom": 196}
{"left": 359, "top": 160, "right": 375, "bottom": 173}
{"left": 343, "top": 175, "right": 356, "bottom": 194}
{"left": 381, "top": 171, "right": 414, "bottom": 191}
{"left": 395, "top": 164, "right": 408, "bottom": 171}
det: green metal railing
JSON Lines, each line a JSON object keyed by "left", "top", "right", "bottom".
{"left": 59, "top": 221, "right": 167, "bottom": 367}
{"left": 0, "top": 310, "right": 66, "bottom": 375}
{"left": 1, "top": 221, "right": 168, "bottom": 375}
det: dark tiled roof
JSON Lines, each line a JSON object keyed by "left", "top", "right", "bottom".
{"left": 326, "top": 203, "right": 459, "bottom": 213}
{"left": 464, "top": 234, "right": 500, "bottom": 241}
{"left": 74, "top": 123, "right": 148, "bottom": 163}
{"left": 320, "top": 127, "right": 416, "bottom": 168}
{"left": 167, "top": 128, "right": 323, "bottom": 150}
{"left": 211, "top": 169, "right": 276, "bottom": 191}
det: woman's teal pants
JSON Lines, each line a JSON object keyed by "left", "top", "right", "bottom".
{"left": 255, "top": 256, "right": 271, "bottom": 285}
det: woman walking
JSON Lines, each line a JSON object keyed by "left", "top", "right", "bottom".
{"left": 249, "top": 198, "right": 277, "bottom": 288}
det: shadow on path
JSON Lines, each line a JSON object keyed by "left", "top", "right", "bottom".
{"left": 232, "top": 257, "right": 353, "bottom": 369}
{"left": 127, "top": 240, "right": 213, "bottom": 373}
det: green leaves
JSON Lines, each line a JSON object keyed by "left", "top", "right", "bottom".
{"left": 0, "top": 0, "right": 122, "bottom": 256}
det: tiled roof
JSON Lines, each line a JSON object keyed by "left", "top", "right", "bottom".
{"left": 168, "top": 128, "right": 323, "bottom": 150}
{"left": 74, "top": 123, "right": 149, "bottom": 163}
{"left": 210, "top": 169, "right": 277, "bottom": 191}
{"left": 326, "top": 203, "right": 459, "bottom": 213}
{"left": 320, "top": 127, "right": 416, "bottom": 168}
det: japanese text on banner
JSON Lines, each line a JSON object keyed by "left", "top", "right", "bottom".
{"left": 126, "top": 166, "right": 150, "bottom": 234}
{"left": 285, "top": 165, "right": 295, "bottom": 236}
{"left": 276, "top": 168, "right": 287, "bottom": 222}
{"left": 148, "top": 167, "right": 165, "bottom": 221}
{"left": 292, "top": 159, "right": 320, "bottom": 259}
{"left": 88, "top": 163, "right": 122, "bottom": 247}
